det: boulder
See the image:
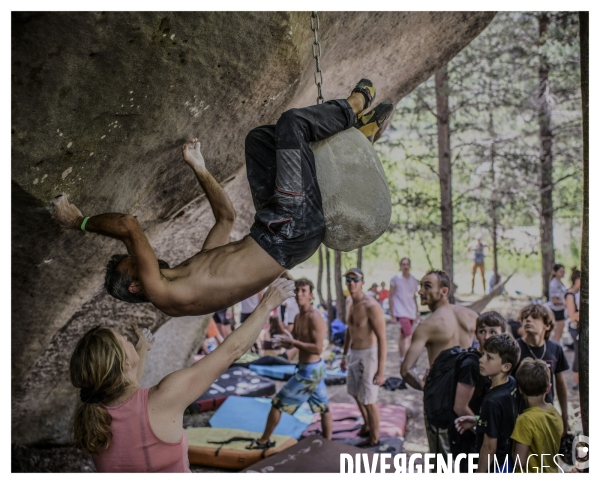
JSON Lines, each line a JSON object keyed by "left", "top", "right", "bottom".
{"left": 312, "top": 128, "right": 391, "bottom": 251}
{"left": 11, "top": 11, "right": 496, "bottom": 444}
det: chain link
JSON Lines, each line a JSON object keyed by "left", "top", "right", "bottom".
{"left": 310, "top": 11, "right": 324, "bottom": 104}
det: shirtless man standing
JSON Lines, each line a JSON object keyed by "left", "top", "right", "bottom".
{"left": 250, "top": 278, "right": 332, "bottom": 449}
{"left": 400, "top": 270, "right": 477, "bottom": 460}
{"left": 340, "top": 268, "right": 387, "bottom": 446}
{"left": 52, "top": 79, "right": 385, "bottom": 317}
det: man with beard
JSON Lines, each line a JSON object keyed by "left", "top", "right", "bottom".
{"left": 249, "top": 278, "right": 332, "bottom": 449}
{"left": 400, "top": 270, "right": 477, "bottom": 462}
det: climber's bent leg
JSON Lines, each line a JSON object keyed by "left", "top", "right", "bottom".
{"left": 249, "top": 100, "right": 355, "bottom": 269}
{"left": 245, "top": 125, "right": 277, "bottom": 212}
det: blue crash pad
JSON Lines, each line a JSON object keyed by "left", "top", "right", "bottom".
{"left": 249, "top": 364, "right": 297, "bottom": 380}
{"left": 209, "top": 396, "right": 312, "bottom": 440}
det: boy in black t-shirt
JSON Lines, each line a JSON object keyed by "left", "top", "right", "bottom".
{"left": 513, "top": 304, "right": 569, "bottom": 435}
{"left": 455, "top": 333, "right": 520, "bottom": 472}
{"left": 450, "top": 311, "right": 505, "bottom": 472}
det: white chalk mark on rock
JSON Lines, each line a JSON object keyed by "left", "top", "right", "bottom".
{"left": 62, "top": 167, "right": 73, "bottom": 179}
{"left": 67, "top": 142, "right": 73, "bottom": 148}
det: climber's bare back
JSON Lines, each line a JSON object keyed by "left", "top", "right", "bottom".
{"left": 144, "top": 235, "right": 285, "bottom": 317}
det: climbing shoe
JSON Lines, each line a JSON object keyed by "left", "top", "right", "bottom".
{"left": 352, "top": 78, "right": 376, "bottom": 116}
{"left": 355, "top": 102, "right": 394, "bottom": 143}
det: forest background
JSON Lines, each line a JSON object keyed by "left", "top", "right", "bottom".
{"left": 294, "top": 11, "right": 583, "bottom": 322}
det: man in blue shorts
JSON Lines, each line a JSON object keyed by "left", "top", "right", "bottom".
{"left": 248, "top": 278, "right": 332, "bottom": 449}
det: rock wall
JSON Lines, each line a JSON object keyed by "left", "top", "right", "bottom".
{"left": 11, "top": 11, "right": 495, "bottom": 444}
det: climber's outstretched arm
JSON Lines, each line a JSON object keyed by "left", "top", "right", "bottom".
{"left": 52, "top": 195, "right": 168, "bottom": 303}
{"left": 182, "top": 139, "right": 236, "bottom": 252}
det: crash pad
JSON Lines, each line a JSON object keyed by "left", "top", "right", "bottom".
{"left": 248, "top": 364, "right": 297, "bottom": 380}
{"left": 208, "top": 396, "right": 313, "bottom": 440}
{"left": 186, "top": 427, "right": 296, "bottom": 470}
{"left": 188, "top": 368, "right": 276, "bottom": 413}
{"left": 302, "top": 403, "right": 407, "bottom": 439}
{"left": 242, "top": 435, "right": 396, "bottom": 473}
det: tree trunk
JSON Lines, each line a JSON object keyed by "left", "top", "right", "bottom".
{"left": 435, "top": 65, "right": 454, "bottom": 298}
{"left": 316, "top": 245, "right": 328, "bottom": 310}
{"left": 578, "top": 10, "right": 589, "bottom": 438}
{"left": 537, "top": 13, "right": 555, "bottom": 299}
{"left": 334, "top": 250, "right": 346, "bottom": 322}
{"left": 357, "top": 247, "right": 363, "bottom": 271}
{"left": 325, "top": 247, "right": 334, "bottom": 325}
{"left": 488, "top": 84, "right": 500, "bottom": 287}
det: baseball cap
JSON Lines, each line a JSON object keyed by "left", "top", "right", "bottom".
{"left": 344, "top": 267, "right": 364, "bottom": 279}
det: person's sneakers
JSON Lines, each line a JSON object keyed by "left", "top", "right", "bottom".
{"left": 352, "top": 78, "right": 376, "bottom": 116}
{"left": 355, "top": 102, "right": 394, "bottom": 143}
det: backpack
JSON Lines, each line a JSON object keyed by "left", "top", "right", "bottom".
{"left": 423, "top": 346, "right": 480, "bottom": 429}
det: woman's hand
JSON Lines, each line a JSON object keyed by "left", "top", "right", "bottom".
{"left": 132, "top": 322, "right": 155, "bottom": 352}
{"left": 260, "top": 279, "right": 295, "bottom": 311}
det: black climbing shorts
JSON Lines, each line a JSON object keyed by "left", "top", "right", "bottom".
{"left": 246, "top": 99, "right": 356, "bottom": 269}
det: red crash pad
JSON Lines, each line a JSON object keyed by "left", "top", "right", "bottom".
{"left": 302, "top": 402, "right": 407, "bottom": 439}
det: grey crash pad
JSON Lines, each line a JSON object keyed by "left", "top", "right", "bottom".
{"left": 242, "top": 435, "right": 396, "bottom": 473}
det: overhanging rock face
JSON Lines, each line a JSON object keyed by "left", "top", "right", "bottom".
{"left": 11, "top": 11, "right": 495, "bottom": 444}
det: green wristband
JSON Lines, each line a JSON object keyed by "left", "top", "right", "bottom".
{"left": 80, "top": 216, "right": 90, "bottom": 231}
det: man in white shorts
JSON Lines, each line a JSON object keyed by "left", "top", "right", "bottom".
{"left": 340, "top": 268, "right": 387, "bottom": 446}
{"left": 389, "top": 258, "right": 420, "bottom": 365}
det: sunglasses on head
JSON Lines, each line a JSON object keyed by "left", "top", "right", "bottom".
{"left": 345, "top": 276, "right": 361, "bottom": 283}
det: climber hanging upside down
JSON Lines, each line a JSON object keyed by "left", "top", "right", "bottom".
{"left": 53, "top": 80, "right": 394, "bottom": 317}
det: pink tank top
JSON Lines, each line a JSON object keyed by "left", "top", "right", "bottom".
{"left": 92, "top": 388, "right": 190, "bottom": 472}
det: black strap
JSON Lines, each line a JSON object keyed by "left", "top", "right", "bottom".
{"left": 207, "top": 437, "right": 274, "bottom": 458}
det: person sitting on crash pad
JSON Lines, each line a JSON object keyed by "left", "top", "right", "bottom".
{"left": 52, "top": 79, "right": 393, "bottom": 318}
{"left": 70, "top": 278, "right": 294, "bottom": 472}
{"left": 249, "top": 278, "right": 332, "bottom": 450}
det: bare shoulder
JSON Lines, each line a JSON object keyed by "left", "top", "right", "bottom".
{"left": 308, "top": 307, "right": 325, "bottom": 325}
{"left": 453, "top": 305, "right": 478, "bottom": 320}
{"left": 365, "top": 297, "right": 383, "bottom": 315}
{"left": 364, "top": 294, "right": 379, "bottom": 307}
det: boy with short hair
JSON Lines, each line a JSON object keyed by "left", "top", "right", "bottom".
{"left": 513, "top": 304, "right": 569, "bottom": 434}
{"left": 455, "top": 333, "right": 520, "bottom": 472}
{"left": 511, "top": 358, "right": 563, "bottom": 473}
{"left": 450, "top": 311, "right": 506, "bottom": 471}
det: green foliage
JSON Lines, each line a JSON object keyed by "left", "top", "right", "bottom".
{"left": 364, "top": 11, "right": 583, "bottom": 277}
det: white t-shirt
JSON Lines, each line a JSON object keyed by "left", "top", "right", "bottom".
{"left": 389, "top": 273, "right": 419, "bottom": 320}
{"left": 283, "top": 297, "right": 299, "bottom": 325}
{"left": 548, "top": 278, "right": 566, "bottom": 311}
{"left": 240, "top": 293, "right": 261, "bottom": 314}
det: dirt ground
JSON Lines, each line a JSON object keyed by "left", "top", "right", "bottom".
{"left": 12, "top": 293, "right": 582, "bottom": 472}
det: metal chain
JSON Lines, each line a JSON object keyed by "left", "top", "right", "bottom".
{"left": 311, "top": 11, "right": 324, "bottom": 104}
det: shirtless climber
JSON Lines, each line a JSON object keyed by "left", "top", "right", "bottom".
{"left": 52, "top": 80, "right": 394, "bottom": 317}
{"left": 400, "top": 270, "right": 477, "bottom": 462}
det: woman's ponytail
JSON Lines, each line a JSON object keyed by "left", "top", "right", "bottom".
{"left": 70, "top": 326, "right": 129, "bottom": 453}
